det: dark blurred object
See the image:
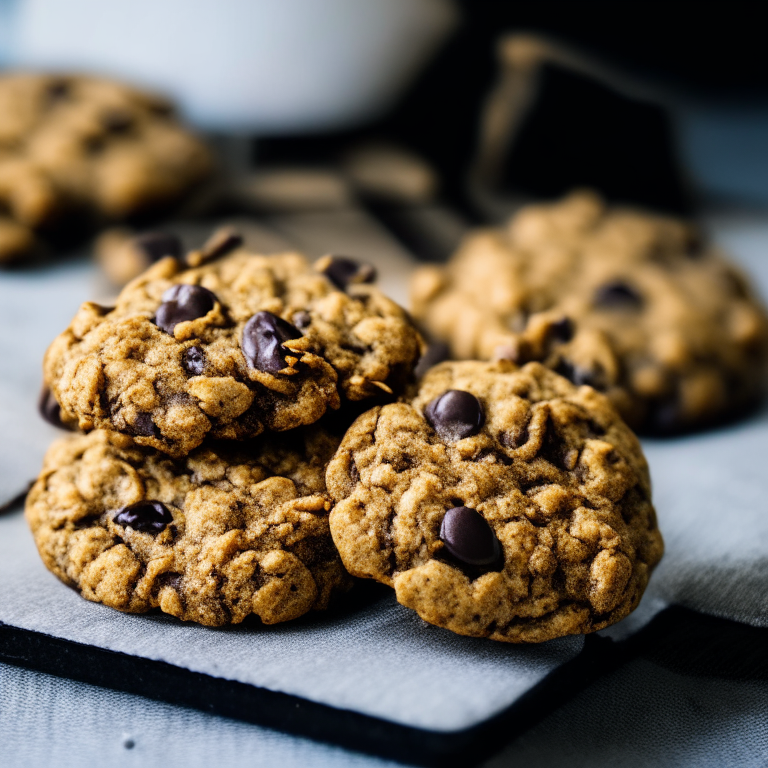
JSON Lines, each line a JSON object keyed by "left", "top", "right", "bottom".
{"left": 378, "top": 1, "right": 768, "bottom": 217}
{"left": 469, "top": 35, "right": 691, "bottom": 219}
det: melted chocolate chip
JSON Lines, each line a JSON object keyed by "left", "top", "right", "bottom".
{"left": 46, "top": 79, "right": 71, "bottom": 101}
{"left": 549, "top": 317, "right": 574, "bottom": 343}
{"left": 130, "top": 412, "right": 161, "bottom": 438}
{"left": 38, "top": 386, "right": 69, "bottom": 430}
{"left": 319, "top": 256, "right": 377, "bottom": 291}
{"left": 425, "top": 390, "right": 484, "bottom": 442}
{"left": 182, "top": 346, "right": 206, "bottom": 375}
{"left": 555, "top": 359, "right": 602, "bottom": 389}
{"left": 201, "top": 228, "right": 243, "bottom": 261}
{"left": 241, "top": 311, "right": 303, "bottom": 373}
{"left": 414, "top": 341, "right": 450, "bottom": 379}
{"left": 439, "top": 506, "right": 502, "bottom": 568}
{"left": 594, "top": 281, "right": 643, "bottom": 309}
{"left": 133, "top": 232, "right": 183, "bottom": 264}
{"left": 102, "top": 109, "right": 134, "bottom": 132}
{"left": 155, "top": 284, "right": 217, "bottom": 334}
{"left": 292, "top": 310, "right": 312, "bottom": 330}
{"left": 114, "top": 501, "right": 172, "bottom": 534}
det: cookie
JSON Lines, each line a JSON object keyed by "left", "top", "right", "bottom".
{"left": 0, "top": 73, "right": 213, "bottom": 264}
{"left": 26, "top": 427, "right": 351, "bottom": 626}
{"left": 44, "top": 247, "right": 424, "bottom": 456}
{"left": 326, "top": 360, "right": 663, "bottom": 643}
{"left": 411, "top": 191, "right": 768, "bottom": 433}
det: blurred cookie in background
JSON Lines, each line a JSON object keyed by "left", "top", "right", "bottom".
{"left": 0, "top": 73, "right": 214, "bottom": 265}
{"left": 411, "top": 191, "right": 768, "bottom": 434}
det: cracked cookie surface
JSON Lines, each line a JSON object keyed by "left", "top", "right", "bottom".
{"left": 44, "top": 249, "right": 424, "bottom": 456}
{"left": 326, "top": 360, "right": 663, "bottom": 643}
{"left": 411, "top": 191, "right": 768, "bottom": 433}
{"left": 0, "top": 72, "right": 213, "bottom": 263}
{"left": 26, "top": 428, "right": 351, "bottom": 626}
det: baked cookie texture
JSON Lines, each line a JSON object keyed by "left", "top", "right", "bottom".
{"left": 44, "top": 248, "right": 424, "bottom": 457}
{"left": 411, "top": 191, "right": 768, "bottom": 433}
{"left": 26, "top": 428, "right": 351, "bottom": 626}
{"left": 0, "top": 73, "right": 213, "bottom": 264}
{"left": 326, "top": 361, "right": 663, "bottom": 643}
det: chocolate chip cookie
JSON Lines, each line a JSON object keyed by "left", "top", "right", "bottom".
{"left": 411, "top": 191, "right": 768, "bottom": 433}
{"left": 44, "top": 247, "right": 424, "bottom": 456}
{"left": 326, "top": 360, "right": 663, "bottom": 643}
{"left": 26, "top": 427, "right": 351, "bottom": 626}
{"left": 0, "top": 73, "right": 213, "bottom": 264}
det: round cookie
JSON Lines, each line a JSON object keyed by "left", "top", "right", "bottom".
{"left": 326, "top": 360, "right": 663, "bottom": 643}
{"left": 26, "top": 427, "right": 351, "bottom": 626}
{"left": 44, "top": 247, "right": 424, "bottom": 457}
{"left": 411, "top": 191, "right": 768, "bottom": 433}
{"left": 0, "top": 73, "right": 213, "bottom": 264}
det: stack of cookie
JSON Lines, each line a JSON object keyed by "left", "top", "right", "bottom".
{"left": 28, "top": 237, "right": 422, "bottom": 627}
{"left": 28, "top": 218, "right": 670, "bottom": 643}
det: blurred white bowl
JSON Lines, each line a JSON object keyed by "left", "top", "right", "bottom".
{"left": 11, "top": 0, "right": 458, "bottom": 133}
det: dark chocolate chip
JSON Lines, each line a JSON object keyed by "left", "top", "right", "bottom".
{"left": 201, "top": 228, "right": 243, "bottom": 261}
{"left": 319, "top": 256, "right": 377, "bottom": 291}
{"left": 182, "top": 345, "right": 206, "bottom": 375}
{"left": 439, "top": 506, "right": 502, "bottom": 568}
{"left": 133, "top": 232, "right": 183, "bottom": 264}
{"left": 414, "top": 341, "right": 450, "bottom": 379}
{"left": 46, "top": 79, "right": 71, "bottom": 101}
{"left": 38, "top": 386, "right": 69, "bottom": 430}
{"left": 555, "top": 359, "right": 602, "bottom": 389}
{"left": 685, "top": 230, "right": 705, "bottom": 259}
{"left": 155, "top": 284, "right": 217, "bottom": 334}
{"left": 130, "top": 412, "right": 161, "bottom": 438}
{"left": 113, "top": 500, "right": 172, "bottom": 534}
{"left": 500, "top": 424, "right": 529, "bottom": 449}
{"left": 292, "top": 310, "right": 312, "bottom": 330}
{"left": 101, "top": 109, "right": 134, "bottom": 132}
{"left": 425, "top": 390, "right": 484, "bottom": 442}
{"left": 549, "top": 317, "right": 574, "bottom": 343}
{"left": 594, "top": 281, "right": 643, "bottom": 309}
{"left": 241, "top": 311, "right": 303, "bottom": 373}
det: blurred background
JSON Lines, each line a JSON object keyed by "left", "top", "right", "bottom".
{"left": 1, "top": 0, "right": 767, "bottom": 263}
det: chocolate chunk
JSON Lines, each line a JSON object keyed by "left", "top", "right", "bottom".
{"left": 555, "top": 359, "right": 602, "bottom": 389}
{"left": 594, "top": 281, "right": 643, "bottom": 309}
{"left": 46, "top": 79, "right": 71, "bottom": 101}
{"left": 241, "top": 311, "right": 303, "bottom": 373}
{"left": 549, "top": 316, "right": 574, "bottom": 343}
{"left": 38, "top": 386, "right": 69, "bottom": 430}
{"left": 292, "top": 310, "right": 312, "bottom": 330}
{"left": 201, "top": 228, "right": 243, "bottom": 261}
{"left": 102, "top": 108, "right": 134, "bottom": 133}
{"left": 646, "top": 398, "right": 684, "bottom": 434}
{"left": 439, "top": 506, "right": 502, "bottom": 568}
{"left": 414, "top": 341, "right": 450, "bottom": 379}
{"left": 685, "top": 229, "right": 705, "bottom": 259}
{"left": 182, "top": 345, "right": 206, "bottom": 375}
{"left": 155, "top": 284, "right": 217, "bottom": 334}
{"left": 425, "top": 390, "right": 484, "bottom": 442}
{"left": 133, "top": 232, "right": 183, "bottom": 264}
{"left": 130, "top": 412, "right": 161, "bottom": 438}
{"left": 113, "top": 500, "right": 172, "bottom": 534}
{"left": 318, "top": 256, "right": 377, "bottom": 291}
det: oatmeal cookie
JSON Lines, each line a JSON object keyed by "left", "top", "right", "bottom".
{"left": 26, "top": 427, "right": 351, "bottom": 626}
{"left": 411, "top": 191, "right": 768, "bottom": 432}
{"left": 327, "top": 360, "right": 663, "bottom": 643}
{"left": 0, "top": 73, "right": 213, "bottom": 263}
{"left": 44, "top": 247, "right": 424, "bottom": 456}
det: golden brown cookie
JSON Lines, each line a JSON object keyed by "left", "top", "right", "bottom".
{"left": 0, "top": 73, "right": 213, "bottom": 264}
{"left": 411, "top": 191, "right": 768, "bottom": 433}
{"left": 44, "top": 247, "right": 424, "bottom": 456}
{"left": 326, "top": 361, "right": 663, "bottom": 643}
{"left": 26, "top": 428, "right": 351, "bottom": 626}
